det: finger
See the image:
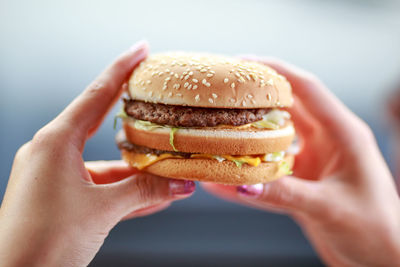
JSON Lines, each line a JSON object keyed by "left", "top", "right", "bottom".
{"left": 57, "top": 40, "right": 149, "bottom": 146}
{"left": 288, "top": 95, "right": 321, "bottom": 139}
{"left": 121, "top": 201, "right": 171, "bottom": 220}
{"left": 85, "top": 160, "right": 139, "bottom": 184}
{"left": 235, "top": 177, "right": 326, "bottom": 217}
{"left": 241, "top": 55, "right": 361, "bottom": 138}
{"left": 201, "top": 182, "right": 286, "bottom": 214}
{"left": 99, "top": 175, "right": 195, "bottom": 218}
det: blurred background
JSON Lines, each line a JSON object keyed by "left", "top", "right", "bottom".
{"left": 1, "top": 0, "right": 400, "bottom": 266}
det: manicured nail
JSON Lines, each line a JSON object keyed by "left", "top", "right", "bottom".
{"left": 237, "top": 184, "right": 264, "bottom": 198}
{"left": 128, "top": 39, "right": 148, "bottom": 53}
{"left": 169, "top": 179, "right": 196, "bottom": 195}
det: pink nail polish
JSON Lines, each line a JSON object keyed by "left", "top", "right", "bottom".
{"left": 169, "top": 179, "right": 195, "bottom": 195}
{"left": 237, "top": 184, "right": 264, "bottom": 198}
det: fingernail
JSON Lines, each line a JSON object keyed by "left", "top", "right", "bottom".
{"left": 128, "top": 39, "right": 148, "bottom": 53}
{"left": 169, "top": 179, "right": 196, "bottom": 195}
{"left": 237, "top": 184, "right": 264, "bottom": 198}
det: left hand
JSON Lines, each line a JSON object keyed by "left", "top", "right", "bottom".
{"left": 0, "top": 41, "right": 195, "bottom": 267}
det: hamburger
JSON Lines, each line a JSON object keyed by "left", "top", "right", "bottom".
{"left": 115, "top": 52, "right": 295, "bottom": 185}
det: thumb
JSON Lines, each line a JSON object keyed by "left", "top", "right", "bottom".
{"left": 99, "top": 173, "right": 195, "bottom": 218}
{"left": 237, "top": 176, "right": 326, "bottom": 216}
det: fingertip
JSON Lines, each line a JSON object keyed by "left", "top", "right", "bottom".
{"left": 169, "top": 179, "right": 196, "bottom": 196}
{"left": 128, "top": 39, "right": 149, "bottom": 54}
{"left": 236, "top": 184, "right": 264, "bottom": 198}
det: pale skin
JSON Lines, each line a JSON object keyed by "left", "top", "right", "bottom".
{"left": 0, "top": 41, "right": 196, "bottom": 267}
{"left": 202, "top": 56, "right": 400, "bottom": 266}
{"left": 1, "top": 42, "right": 399, "bottom": 267}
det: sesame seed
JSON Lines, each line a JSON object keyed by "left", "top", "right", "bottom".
{"left": 146, "top": 80, "right": 152, "bottom": 84}
{"left": 180, "top": 75, "right": 184, "bottom": 80}
{"left": 189, "top": 71, "right": 193, "bottom": 75}
{"left": 202, "top": 79, "right": 207, "bottom": 85}
{"left": 246, "top": 74, "right": 251, "bottom": 81}
{"left": 162, "top": 84, "right": 167, "bottom": 90}
{"left": 235, "top": 72, "right": 241, "bottom": 78}
{"left": 207, "top": 73, "right": 214, "bottom": 78}
{"left": 158, "top": 72, "right": 164, "bottom": 76}
{"left": 165, "top": 77, "right": 171, "bottom": 81}
{"left": 184, "top": 82, "right": 189, "bottom": 88}
{"left": 192, "top": 78, "right": 198, "bottom": 83}
{"left": 173, "top": 84, "right": 180, "bottom": 90}
{"left": 249, "top": 73, "right": 257, "bottom": 81}
{"left": 267, "top": 93, "right": 272, "bottom": 101}
{"left": 231, "top": 82, "right": 236, "bottom": 89}
{"left": 174, "top": 74, "right": 179, "bottom": 79}
{"left": 209, "top": 70, "right": 215, "bottom": 74}
{"left": 238, "top": 77, "right": 246, "bottom": 83}
{"left": 266, "top": 79, "right": 274, "bottom": 86}
{"left": 208, "top": 98, "right": 214, "bottom": 104}
{"left": 165, "top": 68, "right": 170, "bottom": 73}
{"left": 229, "top": 98, "right": 235, "bottom": 103}
{"left": 212, "top": 93, "right": 218, "bottom": 99}
{"left": 176, "top": 93, "right": 182, "bottom": 97}
{"left": 205, "top": 82, "right": 211, "bottom": 87}
{"left": 182, "top": 71, "right": 188, "bottom": 75}
{"left": 200, "top": 69, "right": 207, "bottom": 73}
{"left": 224, "top": 78, "right": 229, "bottom": 83}
{"left": 184, "top": 75, "right": 190, "bottom": 80}
{"left": 193, "top": 85, "right": 198, "bottom": 90}
{"left": 247, "top": 94, "right": 253, "bottom": 99}
{"left": 188, "top": 84, "right": 192, "bottom": 90}
{"left": 242, "top": 100, "right": 246, "bottom": 106}
{"left": 195, "top": 94, "right": 200, "bottom": 102}
{"left": 251, "top": 99, "right": 256, "bottom": 104}
{"left": 168, "top": 92, "right": 173, "bottom": 97}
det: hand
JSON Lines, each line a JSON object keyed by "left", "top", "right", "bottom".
{"left": 0, "top": 41, "right": 195, "bottom": 267}
{"left": 202, "top": 56, "right": 400, "bottom": 266}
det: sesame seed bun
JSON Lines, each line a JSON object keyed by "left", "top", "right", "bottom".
{"left": 129, "top": 52, "right": 292, "bottom": 108}
{"left": 123, "top": 120, "right": 295, "bottom": 155}
{"left": 121, "top": 150, "right": 294, "bottom": 185}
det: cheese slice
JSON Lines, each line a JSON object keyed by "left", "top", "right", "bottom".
{"left": 125, "top": 153, "right": 182, "bottom": 170}
{"left": 125, "top": 152, "right": 267, "bottom": 170}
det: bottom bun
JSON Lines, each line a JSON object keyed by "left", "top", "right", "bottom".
{"left": 121, "top": 150, "right": 294, "bottom": 185}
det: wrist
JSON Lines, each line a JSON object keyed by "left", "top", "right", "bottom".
{"left": 0, "top": 214, "right": 72, "bottom": 267}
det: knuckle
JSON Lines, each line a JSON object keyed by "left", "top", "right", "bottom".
{"left": 134, "top": 174, "right": 159, "bottom": 204}
{"left": 356, "top": 120, "right": 375, "bottom": 143}
{"left": 14, "top": 141, "right": 31, "bottom": 161}
{"left": 264, "top": 179, "right": 302, "bottom": 206}
{"left": 31, "top": 124, "right": 71, "bottom": 150}
{"left": 85, "top": 81, "right": 112, "bottom": 99}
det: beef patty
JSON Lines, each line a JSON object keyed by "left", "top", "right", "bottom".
{"left": 116, "top": 132, "right": 192, "bottom": 158}
{"left": 124, "top": 99, "right": 270, "bottom": 127}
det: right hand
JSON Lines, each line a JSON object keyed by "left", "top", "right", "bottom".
{"left": 202, "top": 56, "right": 400, "bottom": 266}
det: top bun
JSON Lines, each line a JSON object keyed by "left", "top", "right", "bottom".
{"left": 128, "top": 52, "right": 292, "bottom": 109}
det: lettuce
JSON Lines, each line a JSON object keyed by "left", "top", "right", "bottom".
{"left": 263, "top": 151, "right": 285, "bottom": 162}
{"left": 113, "top": 108, "right": 128, "bottom": 130}
{"left": 169, "top": 127, "right": 179, "bottom": 152}
{"left": 134, "top": 120, "right": 164, "bottom": 131}
{"left": 252, "top": 120, "right": 279, "bottom": 130}
{"left": 251, "top": 109, "right": 291, "bottom": 129}
{"left": 232, "top": 159, "right": 246, "bottom": 168}
{"left": 279, "top": 160, "right": 293, "bottom": 175}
